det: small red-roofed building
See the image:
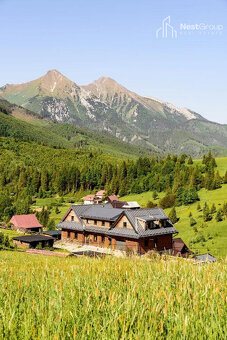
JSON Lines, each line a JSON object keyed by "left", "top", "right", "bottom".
{"left": 10, "top": 214, "right": 43, "bottom": 233}
{"left": 96, "top": 190, "right": 106, "bottom": 199}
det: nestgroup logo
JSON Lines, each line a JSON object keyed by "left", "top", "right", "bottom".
{"left": 156, "top": 16, "right": 177, "bottom": 39}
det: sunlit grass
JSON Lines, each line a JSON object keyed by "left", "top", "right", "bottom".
{"left": 0, "top": 251, "right": 226, "bottom": 339}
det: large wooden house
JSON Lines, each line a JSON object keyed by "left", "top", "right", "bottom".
{"left": 57, "top": 204, "right": 178, "bottom": 254}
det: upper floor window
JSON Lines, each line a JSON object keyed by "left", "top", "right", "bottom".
{"left": 94, "top": 235, "right": 97, "bottom": 242}
{"left": 94, "top": 220, "right": 97, "bottom": 225}
{"left": 71, "top": 215, "right": 74, "bottom": 222}
{"left": 144, "top": 239, "right": 149, "bottom": 247}
{"left": 75, "top": 232, "right": 78, "bottom": 239}
{"left": 123, "top": 222, "right": 127, "bottom": 228}
{"left": 102, "top": 221, "right": 105, "bottom": 226}
{"left": 67, "top": 231, "right": 70, "bottom": 238}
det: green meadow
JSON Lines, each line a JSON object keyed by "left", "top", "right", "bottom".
{"left": 0, "top": 251, "right": 226, "bottom": 340}
{"left": 121, "top": 158, "right": 227, "bottom": 257}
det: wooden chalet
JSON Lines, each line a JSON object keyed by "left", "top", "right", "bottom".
{"left": 57, "top": 204, "right": 178, "bottom": 254}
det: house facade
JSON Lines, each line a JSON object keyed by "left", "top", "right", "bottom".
{"left": 57, "top": 204, "right": 178, "bottom": 254}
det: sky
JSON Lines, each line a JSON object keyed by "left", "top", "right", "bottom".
{"left": 0, "top": 0, "right": 226, "bottom": 123}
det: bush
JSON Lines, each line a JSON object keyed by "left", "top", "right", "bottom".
{"left": 146, "top": 200, "right": 157, "bottom": 208}
{"left": 159, "top": 194, "right": 175, "bottom": 209}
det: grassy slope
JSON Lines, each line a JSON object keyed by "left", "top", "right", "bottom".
{"left": 0, "top": 251, "right": 226, "bottom": 340}
{"left": 121, "top": 158, "right": 227, "bottom": 257}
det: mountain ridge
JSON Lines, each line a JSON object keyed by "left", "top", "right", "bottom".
{"left": 1, "top": 70, "right": 227, "bottom": 157}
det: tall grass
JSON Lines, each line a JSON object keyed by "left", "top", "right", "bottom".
{"left": 0, "top": 252, "right": 226, "bottom": 339}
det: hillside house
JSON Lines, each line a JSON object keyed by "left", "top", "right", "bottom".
{"left": 96, "top": 190, "right": 106, "bottom": 199}
{"left": 57, "top": 204, "right": 178, "bottom": 254}
{"left": 10, "top": 214, "right": 43, "bottom": 233}
{"left": 110, "top": 201, "right": 140, "bottom": 209}
{"left": 82, "top": 195, "right": 102, "bottom": 205}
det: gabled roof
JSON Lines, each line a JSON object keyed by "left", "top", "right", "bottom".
{"left": 10, "top": 214, "right": 43, "bottom": 229}
{"left": 107, "top": 195, "right": 118, "bottom": 202}
{"left": 96, "top": 190, "right": 106, "bottom": 196}
{"left": 82, "top": 195, "right": 96, "bottom": 201}
{"left": 122, "top": 201, "right": 140, "bottom": 209}
{"left": 124, "top": 208, "right": 168, "bottom": 227}
{"left": 80, "top": 206, "right": 123, "bottom": 221}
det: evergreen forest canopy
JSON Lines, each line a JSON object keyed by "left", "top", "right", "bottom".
{"left": 0, "top": 133, "right": 226, "bottom": 223}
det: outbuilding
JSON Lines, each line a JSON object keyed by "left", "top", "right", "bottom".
{"left": 13, "top": 235, "right": 54, "bottom": 249}
{"left": 10, "top": 214, "right": 43, "bottom": 233}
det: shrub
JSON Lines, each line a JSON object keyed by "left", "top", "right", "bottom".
{"left": 159, "top": 194, "right": 175, "bottom": 209}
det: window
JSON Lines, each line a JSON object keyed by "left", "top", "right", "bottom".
{"left": 75, "top": 232, "right": 78, "bottom": 240}
{"left": 102, "top": 221, "right": 105, "bottom": 226}
{"left": 123, "top": 222, "right": 127, "bottom": 228}
{"left": 144, "top": 239, "right": 149, "bottom": 247}
{"left": 101, "top": 236, "right": 105, "bottom": 243}
{"left": 94, "top": 235, "right": 97, "bottom": 242}
{"left": 71, "top": 215, "right": 74, "bottom": 221}
{"left": 67, "top": 231, "right": 70, "bottom": 238}
{"left": 94, "top": 220, "right": 97, "bottom": 225}
{"left": 154, "top": 238, "right": 158, "bottom": 247}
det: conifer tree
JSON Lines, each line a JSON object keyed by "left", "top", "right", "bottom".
{"left": 210, "top": 203, "right": 216, "bottom": 214}
{"left": 224, "top": 171, "right": 227, "bottom": 184}
{"left": 203, "top": 203, "right": 212, "bottom": 222}
{"left": 169, "top": 207, "right": 178, "bottom": 224}
{"left": 197, "top": 202, "right": 201, "bottom": 211}
{"left": 215, "top": 209, "right": 223, "bottom": 222}
{"left": 152, "top": 191, "right": 158, "bottom": 200}
{"left": 188, "top": 156, "right": 193, "bottom": 165}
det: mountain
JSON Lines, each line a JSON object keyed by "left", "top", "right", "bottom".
{"left": 0, "top": 98, "right": 154, "bottom": 159}
{"left": 1, "top": 70, "right": 227, "bottom": 156}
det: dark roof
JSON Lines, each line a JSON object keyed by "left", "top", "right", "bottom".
{"left": 57, "top": 205, "right": 178, "bottom": 239}
{"left": 194, "top": 254, "right": 216, "bottom": 262}
{"left": 58, "top": 221, "right": 84, "bottom": 231}
{"left": 137, "top": 226, "right": 177, "bottom": 237}
{"left": 108, "top": 227, "right": 139, "bottom": 239}
{"left": 80, "top": 206, "right": 123, "bottom": 221}
{"left": 43, "top": 230, "right": 61, "bottom": 236}
{"left": 13, "top": 235, "right": 54, "bottom": 243}
{"left": 125, "top": 208, "right": 168, "bottom": 227}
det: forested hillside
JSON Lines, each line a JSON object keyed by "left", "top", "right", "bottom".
{"left": 0, "top": 99, "right": 155, "bottom": 158}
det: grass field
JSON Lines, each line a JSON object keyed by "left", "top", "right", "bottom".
{"left": 121, "top": 158, "right": 227, "bottom": 257}
{"left": 0, "top": 251, "right": 226, "bottom": 340}
{"left": 32, "top": 158, "right": 227, "bottom": 256}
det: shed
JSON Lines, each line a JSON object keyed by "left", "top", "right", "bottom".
{"left": 172, "top": 238, "right": 193, "bottom": 257}
{"left": 13, "top": 235, "right": 54, "bottom": 249}
{"left": 194, "top": 253, "right": 216, "bottom": 263}
{"left": 10, "top": 214, "right": 43, "bottom": 233}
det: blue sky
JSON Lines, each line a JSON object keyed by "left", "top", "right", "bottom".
{"left": 0, "top": 0, "right": 226, "bottom": 123}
